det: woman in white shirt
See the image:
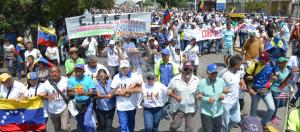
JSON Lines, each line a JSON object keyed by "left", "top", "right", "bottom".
{"left": 141, "top": 72, "right": 168, "bottom": 132}
{"left": 45, "top": 45, "right": 60, "bottom": 66}
{"left": 3, "top": 40, "right": 15, "bottom": 74}
{"left": 24, "top": 72, "right": 48, "bottom": 123}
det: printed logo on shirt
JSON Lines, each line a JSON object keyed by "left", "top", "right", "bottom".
{"left": 143, "top": 90, "right": 159, "bottom": 102}
{"left": 74, "top": 84, "right": 84, "bottom": 92}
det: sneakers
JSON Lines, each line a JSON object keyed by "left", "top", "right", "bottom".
{"left": 271, "top": 117, "right": 279, "bottom": 125}
{"left": 289, "top": 102, "right": 296, "bottom": 108}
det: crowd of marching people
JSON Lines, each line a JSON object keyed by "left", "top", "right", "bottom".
{"left": 1, "top": 8, "right": 300, "bottom": 132}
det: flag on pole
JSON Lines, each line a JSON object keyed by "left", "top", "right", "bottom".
{"left": 37, "top": 25, "right": 57, "bottom": 47}
{"left": 200, "top": 0, "right": 205, "bottom": 10}
{"left": 0, "top": 97, "right": 46, "bottom": 131}
{"left": 163, "top": 3, "right": 171, "bottom": 25}
{"left": 230, "top": 6, "right": 236, "bottom": 13}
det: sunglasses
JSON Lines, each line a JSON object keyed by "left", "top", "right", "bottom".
{"left": 184, "top": 68, "right": 193, "bottom": 72}
{"left": 70, "top": 52, "right": 77, "bottom": 54}
{"left": 146, "top": 76, "right": 155, "bottom": 80}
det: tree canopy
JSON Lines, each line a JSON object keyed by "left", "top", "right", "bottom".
{"left": 0, "top": 0, "right": 115, "bottom": 38}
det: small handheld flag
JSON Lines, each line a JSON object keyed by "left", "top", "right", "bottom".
{"left": 163, "top": 3, "right": 171, "bottom": 25}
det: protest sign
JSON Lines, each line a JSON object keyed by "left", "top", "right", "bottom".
{"left": 184, "top": 28, "right": 222, "bottom": 41}
{"left": 65, "top": 12, "right": 151, "bottom": 39}
{"left": 114, "top": 20, "right": 147, "bottom": 38}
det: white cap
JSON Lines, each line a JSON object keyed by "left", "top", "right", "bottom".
{"left": 120, "top": 60, "right": 130, "bottom": 68}
{"left": 109, "top": 40, "right": 115, "bottom": 45}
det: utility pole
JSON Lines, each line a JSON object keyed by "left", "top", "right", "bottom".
{"left": 195, "top": 0, "right": 197, "bottom": 11}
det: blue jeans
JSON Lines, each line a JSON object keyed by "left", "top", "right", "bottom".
{"left": 143, "top": 107, "right": 163, "bottom": 132}
{"left": 117, "top": 109, "right": 136, "bottom": 132}
{"left": 5, "top": 59, "right": 14, "bottom": 74}
{"left": 250, "top": 92, "right": 275, "bottom": 125}
{"left": 239, "top": 32, "right": 247, "bottom": 48}
{"left": 221, "top": 102, "right": 241, "bottom": 132}
{"left": 271, "top": 91, "right": 287, "bottom": 118}
{"left": 215, "top": 39, "right": 222, "bottom": 53}
{"left": 198, "top": 41, "right": 205, "bottom": 54}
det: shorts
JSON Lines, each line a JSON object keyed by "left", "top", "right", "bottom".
{"left": 222, "top": 47, "right": 234, "bottom": 57}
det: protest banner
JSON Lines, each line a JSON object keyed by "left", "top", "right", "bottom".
{"left": 65, "top": 12, "right": 151, "bottom": 39}
{"left": 184, "top": 28, "right": 222, "bottom": 41}
{"left": 114, "top": 20, "right": 147, "bottom": 38}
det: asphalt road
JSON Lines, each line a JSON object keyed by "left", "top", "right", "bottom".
{"left": 44, "top": 50, "right": 298, "bottom": 132}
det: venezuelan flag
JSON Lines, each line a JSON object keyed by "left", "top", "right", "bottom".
{"left": 200, "top": 0, "right": 205, "bottom": 11}
{"left": 38, "top": 25, "right": 57, "bottom": 47}
{"left": 0, "top": 97, "right": 45, "bottom": 131}
{"left": 163, "top": 3, "right": 171, "bottom": 25}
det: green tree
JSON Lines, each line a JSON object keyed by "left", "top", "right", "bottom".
{"left": 0, "top": 0, "right": 115, "bottom": 39}
{"left": 245, "top": 0, "right": 267, "bottom": 13}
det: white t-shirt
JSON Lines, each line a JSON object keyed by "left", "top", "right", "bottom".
{"left": 45, "top": 46, "right": 60, "bottom": 63}
{"left": 82, "top": 37, "right": 98, "bottom": 56}
{"left": 42, "top": 77, "right": 68, "bottom": 114}
{"left": 84, "top": 64, "right": 110, "bottom": 80}
{"left": 106, "top": 47, "right": 120, "bottom": 66}
{"left": 24, "top": 84, "right": 48, "bottom": 117}
{"left": 3, "top": 44, "right": 15, "bottom": 59}
{"left": 288, "top": 56, "right": 299, "bottom": 84}
{"left": 111, "top": 72, "right": 143, "bottom": 111}
{"left": 166, "top": 46, "right": 176, "bottom": 62}
{"left": 218, "top": 68, "right": 244, "bottom": 104}
{"left": 24, "top": 49, "right": 42, "bottom": 62}
{"left": 183, "top": 44, "right": 200, "bottom": 65}
{"left": 0, "top": 81, "right": 26, "bottom": 99}
{"left": 142, "top": 82, "right": 168, "bottom": 108}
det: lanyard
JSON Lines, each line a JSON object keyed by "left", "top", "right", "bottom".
{"left": 97, "top": 80, "right": 108, "bottom": 95}
{"left": 5, "top": 84, "right": 13, "bottom": 99}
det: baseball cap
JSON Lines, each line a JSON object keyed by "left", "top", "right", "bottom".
{"left": 74, "top": 64, "right": 84, "bottom": 70}
{"left": 109, "top": 40, "right": 115, "bottom": 45}
{"left": 0, "top": 73, "right": 12, "bottom": 82}
{"left": 161, "top": 49, "right": 170, "bottom": 56}
{"left": 258, "top": 51, "right": 270, "bottom": 61}
{"left": 207, "top": 63, "right": 218, "bottom": 73}
{"left": 183, "top": 61, "right": 194, "bottom": 70}
{"left": 249, "top": 32, "right": 256, "bottom": 37}
{"left": 175, "top": 45, "right": 181, "bottom": 50}
{"left": 240, "top": 116, "right": 262, "bottom": 132}
{"left": 171, "top": 38, "right": 177, "bottom": 42}
{"left": 119, "top": 60, "right": 130, "bottom": 68}
{"left": 69, "top": 47, "right": 78, "bottom": 52}
{"left": 146, "top": 72, "right": 155, "bottom": 80}
{"left": 27, "top": 72, "right": 38, "bottom": 80}
{"left": 278, "top": 57, "right": 288, "bottom": 63}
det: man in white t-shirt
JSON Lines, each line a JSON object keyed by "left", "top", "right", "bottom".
{"left": 84, "top": 56, "right": 110, "bottom": 80}
{"left": 111, "top": 60, "right": 142, "bottom": 132}
{"left": 218, "top": 55, "right": 246, "bottom": 132}
{"left": 24, "top": 42, "right": 42, "bottom": 62}
{"left": 102, "top": 40, "right": 123, "bottom": 76}
{"left": 82, "top": 37, "right": 98, "bottom": 57}
{"left": 183, "top": 38, "right": 200, "bottom": 75}
{"left": 0, "top": 73, "right": 26, "bottom": 100}
{"left": 41, "top": 66, "right": 70, "bottom": 131}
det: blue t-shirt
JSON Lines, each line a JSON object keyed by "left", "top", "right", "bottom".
{"left": 94, "top": 79, "right": 116, "bottom": 110}
{"left": 68, "top": 75, "right": 95, "bottom": 101}
{"left": 271, "top": 67, "right": 290, "bottom": 92}
{"left": 222, "top": 29, "right": 235, "bottom": 48}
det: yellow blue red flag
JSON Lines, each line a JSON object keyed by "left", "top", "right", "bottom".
{"left": 38, "top": 25, "right": 57, "bottom": 47}
{"left": 0, "top": 97, "right": 45, "bottom": 131}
